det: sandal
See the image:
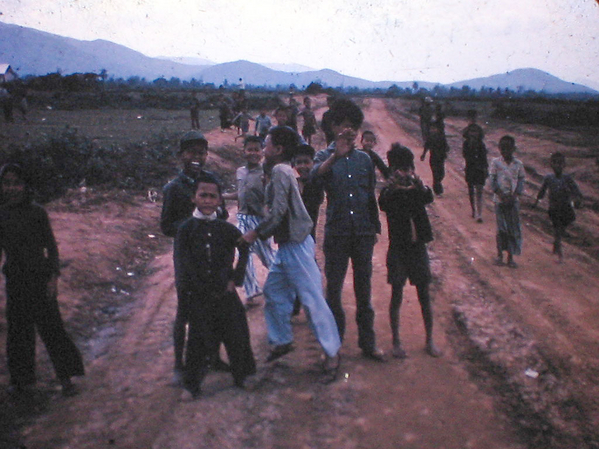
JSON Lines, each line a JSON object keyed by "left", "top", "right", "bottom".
{"left": 320, "top": 354, "right": 341, "bottom": 384}
{"left": 265, "top": 343, "right": 295, "bottom": 362}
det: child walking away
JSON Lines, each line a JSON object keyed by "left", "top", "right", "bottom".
{"left": 175, "top": 175, "right": 255, "bottom": 398}
{"left": 0, "top": 164, "right": 84, "bottom": 396}
{"left": 379, "top": 145, "right": 442, "bottom": 359}
{"left": 420, "top": 122, "right": 450, "bottom": 195}
{"left": 490, "top": 135, "right": 525, "bottom": 268}
{"left": 223, "top": 136, "right": 276, "bottom": 307}
{"left": 361, "top": 131, "right": 391, "bottom": 180}
{"left": 462, "top": 123, "right": 488, "bottom": 222}
{"left": 534, "top": 152, "right": 582, "bottom": 263}
{"left": 241, "top": 126, "right": 341, "bottom": 384}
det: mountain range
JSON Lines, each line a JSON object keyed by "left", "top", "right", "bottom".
{"left": 1, "top": 21, "right": 596, "bottom": 95}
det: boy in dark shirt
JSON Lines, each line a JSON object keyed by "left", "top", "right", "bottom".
{"left": 379, "top": 144, "right": 442, "bottom": 359}
{"left": 533, "top": 152, "right": 583, "bottom": 263}
{"left": 292, "top": 144, "right": 324, "bottom": 239}
{"left": 174, "top": 176, "right": 255, "bottom": 398}
{"left": 161, "top": 131, "right": 229, "bottom": 382}
{"left": 420, "top": 122, "right": 450, "bottom": 195}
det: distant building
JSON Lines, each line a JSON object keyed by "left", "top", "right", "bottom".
{"left": 0, "top": 64, "right": 18, "bottom": 83}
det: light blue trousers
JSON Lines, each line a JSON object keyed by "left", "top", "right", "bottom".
{"left": 263, "top": 236, "right": 341, "bottom": 357}
{"left": 237, "top": 213, "right": 276, "bottom": 298}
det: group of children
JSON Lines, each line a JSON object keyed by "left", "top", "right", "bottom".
{"left": 0, "top": 96, "right": 583, "bottom": 401}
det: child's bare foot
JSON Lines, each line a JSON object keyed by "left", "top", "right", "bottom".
{"left": 426, "top": 342, "right": 443, "bottom": 358}
{"left": 392, "top": 343, "right": 407, "bottom": 359}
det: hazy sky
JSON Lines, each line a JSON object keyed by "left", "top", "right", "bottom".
{"left": 2, "top": 0, "right": 599, "bottom": 89}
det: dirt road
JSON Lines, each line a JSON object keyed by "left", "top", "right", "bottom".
{"left": 3, "top": 97, "right": 599, "bottom": 448}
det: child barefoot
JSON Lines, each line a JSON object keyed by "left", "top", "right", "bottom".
{"left": 490, "top": 136, "right": 525, "bottom": 268}
{"left": 379, "top": 144, "right": 442, "bottom": 359}
{"left": 462, "top": 123, "right": 488, "bottom": 222}
{"left": 534, "top": 152, "right": 582, "bottom": 263}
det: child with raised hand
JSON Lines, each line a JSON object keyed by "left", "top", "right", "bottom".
{"left": 174, "top": 175, "right": 255, "bottom": 398}
{"left": 490, "top": 135, "right": 525, "bottom": 268}
{"left": 0, "top": 164, "right": 85, "bottom": 396}
{"left": 462, "top": 123, "right": 488, "bottom": 222}
{"left": 361, "top": 131, "right": 391, "bottom": 180}
{"left": 533, "top": 152, "right": 582, "bottom": 263}
{"left": 379, "top": 145, "right": 442, "bottom": 359}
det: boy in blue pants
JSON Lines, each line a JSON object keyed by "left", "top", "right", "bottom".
{"left": 240, "top": 126, "right": 341, "bottom": 384}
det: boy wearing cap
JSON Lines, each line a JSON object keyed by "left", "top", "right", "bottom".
{"left": 161, "top": 130, "right": 229, "bottom": 382}
{"left": 379, "top": 143, "right": 442, "bottom": 359}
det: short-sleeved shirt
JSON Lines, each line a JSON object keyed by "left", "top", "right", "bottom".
{"left": 236, "top": 165, "right": 265, "bottom": 216}
{"left": 489, "top": 157, "right": 525, "bottom": 204}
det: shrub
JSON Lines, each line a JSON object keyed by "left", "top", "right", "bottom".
{"left": 1, "top": 127, "right": 177, "bottom": 202}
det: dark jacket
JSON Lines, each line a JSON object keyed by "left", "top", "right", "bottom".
{"left": 379, "top": 184, "right": 434, "bottom": 248}
{"left": 174, "top": 217, "right": 249, "bottom": 304}
{"left": 161, "top": 170, "right": 228, "bottom": 237}
{"left": 0, "top": 202, "right": 59, "bottom": 280}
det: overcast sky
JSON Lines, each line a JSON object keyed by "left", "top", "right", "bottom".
{"left": 2, "top": 0, "right": 598, "bottom": 89}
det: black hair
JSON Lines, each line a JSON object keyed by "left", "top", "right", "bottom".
{"left": 294, "top": 144, "right": 315, "bottom": 160}
{"left": 0, "top": 163, "right": 33, "bottom": 204}
{"left": 194, "top": 173, "right": 222, "bottom": 195}
{"left": 499, "top": 135, "right": 516, "bottom": 148}
{"left": 269, "top": 126, "right": 300, "bottom": 162}
{"left": 328, "top": 98, "right": 364, "bottom": 129}
{"left": 387, "top": 143, "right": 415, "bottom": 169}
{"left": 550, "top": 152, "right": 565, "bottom": 163}
{"left": 244, "top": 135, "right": 262, "bottom": 147}
{"left": 361, "top": 130, "right": 376, "bottom": 140}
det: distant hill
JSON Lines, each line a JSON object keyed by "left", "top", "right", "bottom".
{"left": 1, "top": 21, "right": 596, "bottom": 95}
{"left": 262, "top": 63, "right": 315, "bottom": 73}
{"left": 0, "top": 21, "right": 206, "bottom": 80}
{"left": 447, "top": 68, "right": 597, "bottom": 95}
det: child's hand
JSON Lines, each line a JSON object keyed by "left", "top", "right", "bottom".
{"left": 239, "top": 230, "right": 258, "bottom": 246}
{"left": 334, "top": 128, "right": 356, "bottom": 158}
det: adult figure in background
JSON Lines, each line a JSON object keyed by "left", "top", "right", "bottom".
{"left": 320, "top": 96, "right": 336, "bottom": 147}
{"left": 190, "top": 95, "right": 201, "bottom": 129}
{"left": 418, "top": 97, "right": 434, "bottom": 144}
{"left": 312, "top": 98, "right": 384, "bottom": 361}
